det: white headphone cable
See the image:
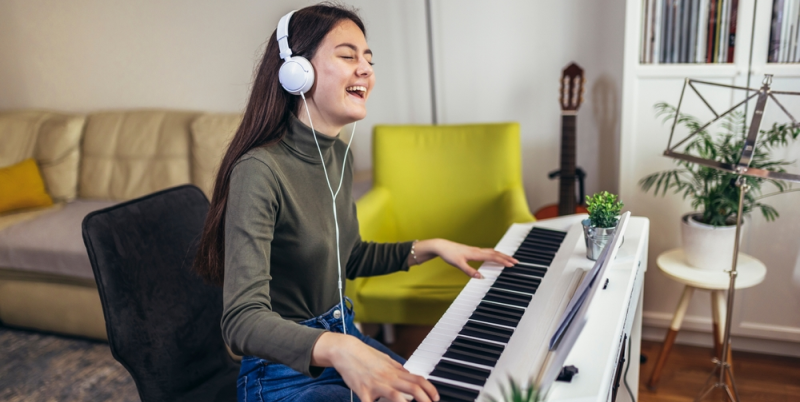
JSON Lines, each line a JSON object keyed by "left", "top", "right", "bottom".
{"left": 300, "top": 93, "right": 355, "bottom": 337}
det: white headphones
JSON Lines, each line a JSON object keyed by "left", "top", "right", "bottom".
{"left": 277, "top": 11, "right": 315, "bottom": 95}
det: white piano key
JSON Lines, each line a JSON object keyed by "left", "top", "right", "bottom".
{"left": 438, "top": 356, "right": 495, "bottom": 372}
{"left": 426, "top": 375, "right": 484, "bottom": 392}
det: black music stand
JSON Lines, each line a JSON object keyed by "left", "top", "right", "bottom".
{"left": 662, "top": 74, "right": 800, "bottom": 402}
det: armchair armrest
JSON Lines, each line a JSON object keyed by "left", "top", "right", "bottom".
{"left": 500, "top": 186, "right": 535, "bottom": 227}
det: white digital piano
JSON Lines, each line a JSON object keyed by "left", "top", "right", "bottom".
{"left": 398, "top": 214, "right": 649, "bottom": 402}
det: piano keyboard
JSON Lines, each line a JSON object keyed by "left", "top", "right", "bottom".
{"left": 397, "top": 215, "right": 650, "bottom": 402}
{"left": 404, "top": 222, "right": 589, "bottom": 402}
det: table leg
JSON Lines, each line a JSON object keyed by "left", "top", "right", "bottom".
{"left": 711, "top": 290, "right": 723, "bottom": 358}
{"left": 647, "top": 285, "right": 694, "bottom": 389}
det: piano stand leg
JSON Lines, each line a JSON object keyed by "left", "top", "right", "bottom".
{"left": 381, "top": 323, "right": 396, "bottom": 345}
{"left": 647, "top": 286, "right": 694, "bottom": 390}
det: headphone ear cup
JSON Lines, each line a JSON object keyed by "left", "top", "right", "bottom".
{"left": 279, "top": 56, "right": 315, "bottom": 95}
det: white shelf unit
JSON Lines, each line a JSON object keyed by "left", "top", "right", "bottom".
{"left": 621, "top": 0, "right": 800, "bottom": 356}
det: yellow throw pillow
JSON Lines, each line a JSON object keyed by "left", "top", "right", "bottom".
{"left": 0, "top": 158, "right": 54, "bottom": 213}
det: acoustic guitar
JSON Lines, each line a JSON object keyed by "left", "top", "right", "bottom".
{"left": 534, "top": 62, "right": 588, "bottom": 220}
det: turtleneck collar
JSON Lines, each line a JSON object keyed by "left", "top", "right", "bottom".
{"left": 280, "top": 114, "right": 339, "bottom": 164}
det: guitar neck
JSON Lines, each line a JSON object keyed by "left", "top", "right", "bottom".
{"left": 558, "top": 114, "right": 577, "bottom": 216}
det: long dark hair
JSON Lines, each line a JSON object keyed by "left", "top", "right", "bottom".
{"left": 195, "top": 4, "right": 366, "bottom": 286}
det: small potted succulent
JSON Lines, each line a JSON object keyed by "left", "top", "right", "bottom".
{"left": 582, "top": 191, "right": 624, "bottom": 260}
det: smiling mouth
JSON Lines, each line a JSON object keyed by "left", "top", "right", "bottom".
{"left": 345, "top": 86, "right": 366, "bottom": 99}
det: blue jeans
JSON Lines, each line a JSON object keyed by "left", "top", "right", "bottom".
{"left": 237, "top": 298, "right": 405, "bottom": 402}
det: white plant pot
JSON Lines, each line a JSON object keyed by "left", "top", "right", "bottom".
{"left": 680, "top": 213, "right": 743, "bottom": 271}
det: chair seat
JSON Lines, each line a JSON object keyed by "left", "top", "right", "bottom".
{"left": 354, "top": 258, "right": 473, "bottom": 325}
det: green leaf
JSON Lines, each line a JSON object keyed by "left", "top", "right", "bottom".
{"left": 639, "top": 102, "right": 799, "bottom": 226}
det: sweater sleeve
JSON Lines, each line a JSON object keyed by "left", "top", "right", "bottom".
{"left": 221, "top": 157, "right": 326, "bottom": 378}
{"left": 345, "top": 237, "right": 414, "bottom": 279}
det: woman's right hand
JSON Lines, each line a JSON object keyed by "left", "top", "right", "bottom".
{"left": 312, "top": 332, "right": 440, "bottom": 402}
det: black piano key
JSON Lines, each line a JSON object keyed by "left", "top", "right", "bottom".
{"left": 476, "top": 301, "right": 525, "bottom": 317}
{"left": 451, "top": 336, "right": 505, "bottom": 356}
{"left": 491, "top": 279, "right": 538, "bottom": 295}
{"left": 428, "top": 379, "right": 481, "bottom": 402}
{"left": 443, "top": 349, "right": 499, "bottom": 367}
{"left": 522, "top": 236, "right": 565, "bottom": 248}
{"left": 513, "top": 248, "right": 557, "bottom": 261}
{"left": 524, "top": 231, "right": 565, "bottom": 243}
{"left": 430, "top": 360, "right": 492, "bottom": 386}
{"left": 470, "top": 303, "right": 523, "bottom": 327}
{"left": 470, "top": 310, "right": 519, "bottom": 327}
{"left": 497, "top": 272, "right": 542, "bottom": 286}
{"left": 519, "top": 240, "right": 562, "bottom": 252}
{"left": 518, "top": 239, "right": 560, "bottom": 251}
{"left": 444, "top": 337, "right": 504, "bottom": 366}
{"left": 528, "top": 227, "right": 567, "bottom": 239}
{"left": 494, "top": 275, "right": 542, "bottom": 290}
{"left": 499, "top": 270, "right": 545, "bottom": 283}
{"left": 483, "top": 288, "right": 531, "bottom": 307}
{"left": 460, "top": 320, "right": 514, "bottom": 343}
{"left": 516, "top": 243, "right": 556, "bottom": 253}
{"left": 504, "top": 265, "right": 548, "bottom": 276}
{"left": 513, "top": 254, "right": 552, "bottom": 266}
{"left": 514, "top": 249, "right": 557, "bottom": 262}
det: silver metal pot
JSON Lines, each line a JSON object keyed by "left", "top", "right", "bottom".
{"left": 581, "top": 218, "right": 617, "bottom": 260}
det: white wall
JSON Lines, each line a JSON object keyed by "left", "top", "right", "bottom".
{"left": 0, "top": 0, "right": 626, "bottom": 212}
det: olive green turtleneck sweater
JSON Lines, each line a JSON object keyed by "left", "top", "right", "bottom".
{"left": 221, "top": 115, "right": 412, "bottom": 377}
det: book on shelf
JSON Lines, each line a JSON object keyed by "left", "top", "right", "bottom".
{"left": 641, "top": 0, "right": 739, "bottom": 64}
{"left": 769, "top": 0, "right": 800, "bottom": 62}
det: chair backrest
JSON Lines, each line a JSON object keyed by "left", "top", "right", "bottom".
{"left": 372, "top": 122, "right": 524, "bottom": 247}
{"left": 82, "top": 184, "right": 237, "bottom": 402}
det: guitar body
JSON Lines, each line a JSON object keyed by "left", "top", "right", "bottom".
{"left": 534, "top": 204, "right": 589, "bottom": 220}
{"left": 536, "top": 62, "right": 587, "bottom": 219}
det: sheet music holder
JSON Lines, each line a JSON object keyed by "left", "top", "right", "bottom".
{"left": 535, "top": 211, "right": 631, "bottom": 397}
{"left": 660, "top": 74, "right": 799, "bottom": 402}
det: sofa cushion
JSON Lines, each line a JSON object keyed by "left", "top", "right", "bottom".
{"left": 0, "top": 204, "right": 63, "bottom": 232}
{"left": 0, "top": 111, "right": 85, "bottom": 202}
{"left": 0, "top": 158, "right": 54, "bottom": 213}
{"left": 79, "top": 111, "right": 199, "bottom": 200}
{"left": 190, "top": 113, "right": 241, "bottom": 199}
{"left": 0, "top": 200, "right": 116, "bottom": 279}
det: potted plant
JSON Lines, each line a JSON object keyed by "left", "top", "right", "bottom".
{"left": 582, "top": 191, "right": 624, "bottom": 260}
{"left": 640, "top": 102, "right": 799, "bottom": 271}
{"left": 489, "top": 378, "right": 540, "bottom": 402}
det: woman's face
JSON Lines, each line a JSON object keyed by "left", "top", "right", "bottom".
{"left": 307, "top": 19, "right": 374, "bottom": 127}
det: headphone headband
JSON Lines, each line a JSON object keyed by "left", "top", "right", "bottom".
{"left": 277, "top": 10, "right": 295, "bottom": 61}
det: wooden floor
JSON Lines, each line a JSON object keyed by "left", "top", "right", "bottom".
{"left": 2, "top": 323, "right": 799, "bottom": 401}
{"left": 387, "top": 325, "right": 800, "bottom": 402}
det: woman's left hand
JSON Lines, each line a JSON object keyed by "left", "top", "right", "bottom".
{"left": 410, "top": 239, "right": 518, "bottom": 279}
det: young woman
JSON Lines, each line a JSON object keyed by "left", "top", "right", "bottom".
{"left": 195, "top": 4, "right": 517, "bottom": 402}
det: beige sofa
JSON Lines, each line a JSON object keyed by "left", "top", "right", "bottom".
{"left": 0, "top": 110, "right": 241, "bottom": 340}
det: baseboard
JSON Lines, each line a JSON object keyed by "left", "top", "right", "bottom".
{"left": 642, "top": 312, "right": 800, "bottom": 358}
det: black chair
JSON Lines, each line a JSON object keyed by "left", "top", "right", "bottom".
{"left": 82, "top": 185, "right": 238, "bottom": 402}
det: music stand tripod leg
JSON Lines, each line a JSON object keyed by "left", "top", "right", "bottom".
{"left": 695, "top": 179, "right": 748, "bottom": 402}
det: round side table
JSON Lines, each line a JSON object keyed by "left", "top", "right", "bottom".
{"left": 647, "top": 248, "right": 766, "bottom": 389}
